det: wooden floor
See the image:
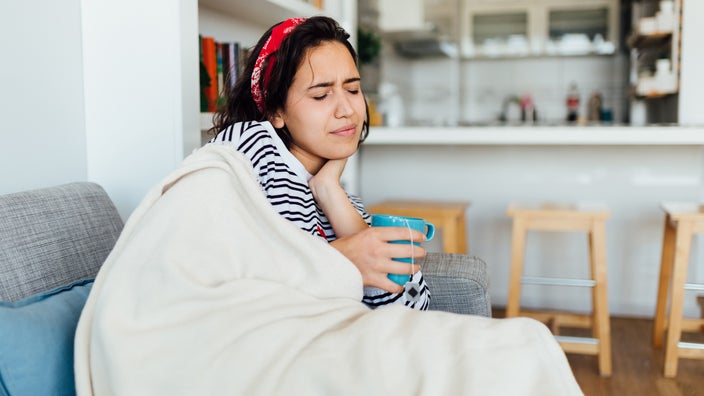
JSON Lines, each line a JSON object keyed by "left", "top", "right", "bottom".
{"left": 493, "top": 309, "right": 704, "bottom": 396}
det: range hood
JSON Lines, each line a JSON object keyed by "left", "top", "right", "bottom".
{"left": 382, "top": 25, "right": 458, "bottom": 59}
{"left": 393, "top": 36, "right": 458, "bottom": 58}
{"left": 376, "top": 0, "right": 457, "bottom": 59}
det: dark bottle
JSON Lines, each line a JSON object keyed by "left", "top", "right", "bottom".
{"left": 566, "top": 82, "right": 580, "bottom": 122}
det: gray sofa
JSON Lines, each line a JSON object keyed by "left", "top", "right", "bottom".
{"left": 0, "top": 182, "right": 490, "bottom": 395}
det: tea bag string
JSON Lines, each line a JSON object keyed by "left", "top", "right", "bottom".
{"left": 404, "top": 218, "right": 415, "bottom": 276}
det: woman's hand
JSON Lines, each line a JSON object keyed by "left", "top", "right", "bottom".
{"left": 309, "top": 158, "right": 346, "bottom": 188}
{"left": 310, "top": 159, "right": 427, "bottom": 293}
{"left": 330, "top": 226, "right": 427, "bottom": 293}
{"left": 309, "top": 158, "right": 368, "bottom": 238}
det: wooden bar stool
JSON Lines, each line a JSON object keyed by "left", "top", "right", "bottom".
{"left": 652, "top": 202, "right": 704, "bottom": 378}
{"left": 506, "top": 203, "right": 612, "bottom": 377}
{"left": 367, "top": 200, "right": 470, "bottom": 254}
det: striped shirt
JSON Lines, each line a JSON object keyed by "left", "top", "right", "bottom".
{"left": 208, "top": 121, "right": 430, "bottom": 310}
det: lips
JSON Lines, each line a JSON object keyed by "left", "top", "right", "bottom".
{"left": 330, "top": 125, "right": 357, "bottom": 138}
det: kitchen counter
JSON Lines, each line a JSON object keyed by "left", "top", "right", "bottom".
{"left": 357, "top": 124, "right": 704, "bottom": 318}
{"left": 364, "top": 125, "right": 704, "bottom": 145}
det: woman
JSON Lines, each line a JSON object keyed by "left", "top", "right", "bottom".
{"left": 208, "top": 16, "right": 430, "bottom": 309}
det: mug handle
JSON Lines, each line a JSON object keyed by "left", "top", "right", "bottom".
{"left": 424, "top": 222, "right": 435, "bottom": 242}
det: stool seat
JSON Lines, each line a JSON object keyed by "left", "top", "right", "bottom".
{"left": 653, "top": 202, "right": 704, "bottom": 377}
{"left": 506, "top": 203, "right": 612, "bottom": 377}
{"left": 368, "top": 200, "right": 470, "bottom": 254}
{"left": 507, "top": 202, "right": 610, "bottom": 221}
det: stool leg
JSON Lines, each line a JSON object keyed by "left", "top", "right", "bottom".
{"left": 456, "top": 214, "right": 468, "bottom": 254}
{"left": 442, "top": 218, "right": 458, "bottom": 254}
{"left": 590, "top": 220, "right": 612, "bottom": 377}
{"left": 654, "top": 214, "right": 676, "bottom": 349}
{"left": 664, "top": 220, "right": 693, "bottom": 378}
{"left": 507, "top": 217, "right": 526, "bottom": 318}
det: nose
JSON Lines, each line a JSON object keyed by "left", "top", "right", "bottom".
{"left": 335, "top": 91, "right": 354, "bottom": 118}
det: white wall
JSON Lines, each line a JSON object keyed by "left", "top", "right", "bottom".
{"left": 0, "top": 0, "right": 87, "bottom": 193}
{"left": 0, "top": 0, "right": 200, "bottom": 220}
{"left": 678, "top": 0, "right": 704, "bottom": 125}
{"left": 81, "top": 0, "right": 198, "bottom": 219}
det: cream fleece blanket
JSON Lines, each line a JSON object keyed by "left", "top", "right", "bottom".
{"left": 74, "top": 144, "right": 582, "bottom": 395}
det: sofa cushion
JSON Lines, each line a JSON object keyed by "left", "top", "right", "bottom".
{"left": 0, "top": 279, "right": 93, "bottom": 396}
{"left": 0, "top": 182, "right": 123, "bottom": 302}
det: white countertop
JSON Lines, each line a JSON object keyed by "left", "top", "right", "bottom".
{"left": 364, "top": 125, "right": 704, "bottom": 145}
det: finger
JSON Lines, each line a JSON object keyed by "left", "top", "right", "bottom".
{"left": 365, "top": 271, "right": 405, "bottom": 294}
{"left": 384, "top": 260, "right": 420, "bottom": 276}
{"left": 376, "top": 277, "right": 405, "bottom": 294}
{"left": 322, "top": 158, "right": 347, "bottom": 175}
{"left": 385, "top": 243, "right": 426, "bottom": 260}
{"left": 377, "top": 259, "right": 420, "bottom": 275}
{"left": 375, "top": 227, "right": 427, "bottom": 243}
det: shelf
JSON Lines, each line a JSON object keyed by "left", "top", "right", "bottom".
{"left": 637, "top": 90, "right": 678, "bottom": 99}
{"left": 627, "top": 32, "right": 672, "bottom": 49}
{"left": 199, "top": 0, "right": 322, "bottom": 27}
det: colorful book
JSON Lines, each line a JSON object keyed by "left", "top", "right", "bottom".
{"left": 216, "top": 42, "right": 224, "bottom": 107}
{"left": 221, "top": 42, "right": 231, "bottom": 91}
{"left": 199, "top": 35, "right": 210, "bottom": 112}
{"left": 201, "top": 36, "right": 218, "bottom": 112}
{"left": 199, "top": 36, "right": 248, "bottom": 112}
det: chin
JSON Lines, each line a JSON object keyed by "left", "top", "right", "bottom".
{"left": 329, "top": 146, "right": 358, "bottom": 160}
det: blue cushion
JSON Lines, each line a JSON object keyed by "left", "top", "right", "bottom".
{"left": 0, "top": 279, "right": 93, "bottom": 396}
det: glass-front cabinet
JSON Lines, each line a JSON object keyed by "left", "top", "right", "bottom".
{"left": 462, "top": 0, "right": 618, "bottom": 58}
{"left": 469, "top": 11, "right": 530, "bottom": 56}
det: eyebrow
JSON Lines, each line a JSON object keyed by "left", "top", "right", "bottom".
{"left": 307, "top": 77, "right": 361, "bottom": 90}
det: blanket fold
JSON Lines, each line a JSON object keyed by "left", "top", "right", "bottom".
{"left": 74, "top": 145, "right": 582, "bottom": 395}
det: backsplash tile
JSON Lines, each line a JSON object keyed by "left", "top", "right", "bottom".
{"left": 379, "top": 51, "right": 629, "bottom": 126}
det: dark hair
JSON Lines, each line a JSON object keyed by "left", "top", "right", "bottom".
{"left": 209, "top": 16, "right": 369, "bottom": 148}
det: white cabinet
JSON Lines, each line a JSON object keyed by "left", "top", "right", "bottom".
{"left": 464, "top": 8, "right": 532, "bottom": 57}
{"left": 462, "top": 0, "right": 618, "bottom": 58}
{"left": 378, "top": 0, "right": 426, "bottom": 31}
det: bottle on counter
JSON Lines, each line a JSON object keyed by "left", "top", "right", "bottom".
{"left": 520, "top": 95, "right": 537, "bottom": 124}
{"left": 587, "top": 91, "right": 603, "bottom": 122}
{"left": 566, "top": 82, "right": 580, "bottom": 123}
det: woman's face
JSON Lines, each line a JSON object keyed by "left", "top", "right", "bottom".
{"left": 271, "top": 41, "right": 366, "bottom": 174}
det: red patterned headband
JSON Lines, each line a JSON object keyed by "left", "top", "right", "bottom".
{"left": 251, "top": 17, "right": 306, "bottom": 113}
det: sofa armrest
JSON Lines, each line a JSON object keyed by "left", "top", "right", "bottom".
{"left": 420, "top": 252, "right": 491, "bottom": 317}
{"left": 0, "top": 182, "right": 123, "bottom": 301}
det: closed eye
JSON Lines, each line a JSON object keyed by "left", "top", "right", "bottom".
{"left": 308, "top": 77, "right": 361, "bottom": 100}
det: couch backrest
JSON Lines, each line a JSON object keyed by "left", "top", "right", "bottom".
{"left": 0, "top": 182, "right": 124, "bottom": 301}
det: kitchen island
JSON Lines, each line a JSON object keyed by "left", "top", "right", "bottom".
{"left": 357, "top": 125, "right": 704, "bottom": 317}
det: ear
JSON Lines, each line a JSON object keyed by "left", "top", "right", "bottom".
{"left": 270, "top": 110, "right": 285, "bottom": 129}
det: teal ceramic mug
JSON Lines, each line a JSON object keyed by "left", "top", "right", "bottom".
{"left": 371, "top": 214, "right": 435, "bottom": 285}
